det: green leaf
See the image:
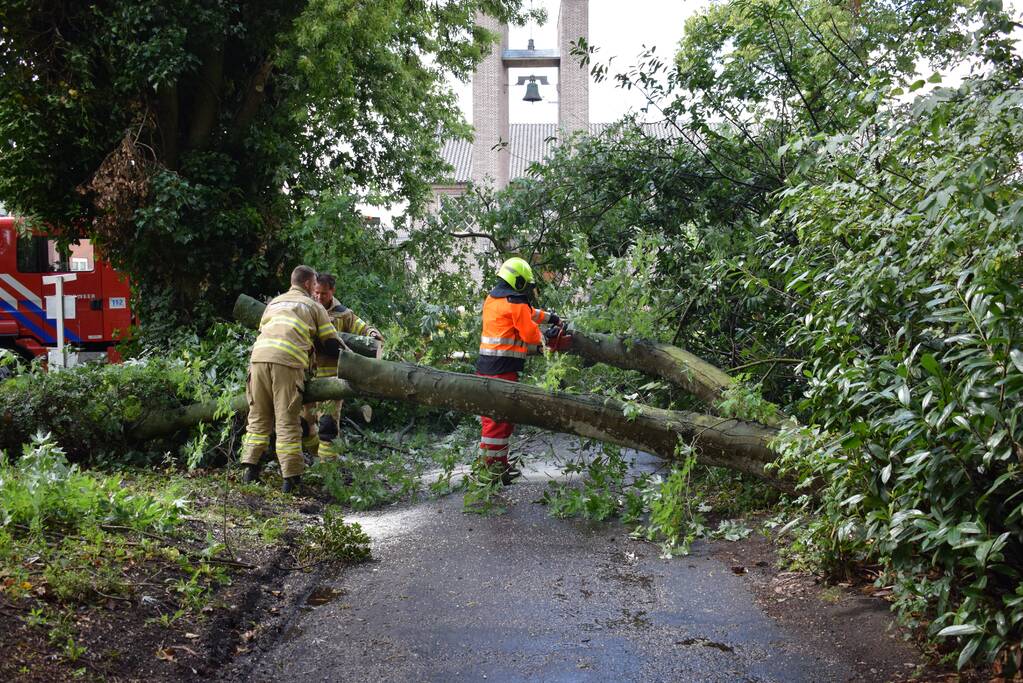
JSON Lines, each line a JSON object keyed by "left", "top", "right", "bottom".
{"left": 936, "top": 624, "right": 983, "bottom": 637}
{"left": 1010, "top": 349, "right": 1023, "bottom": 374}
{"left": 920, "top": 353, "right": 941, "bottom": 377}
{"left": 957, "top": 636, "right": 982, "bottom": 669}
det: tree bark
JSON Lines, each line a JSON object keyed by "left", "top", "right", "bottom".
{"left": 222, "top": 294, "right": 790, "bottom": 490}
{"left": 569, "top": 331, "right": 734, "bottom": 406}
{"left": 130, "top": 379, "right": 369, "bottom": 441}
{"left": 230, "top": 57, "right": 273, "bottom": 146}
{"left": 232, "top": 293, "right": 380, "bottom": 358}
{"left": 333, "top": 351, "right": 787, "bottom": 489}
{"left": 568, "top": 331, "right": 786, "bottom": 425}
{"left": 156, "top": 82, "right": 180, "bottom": 170}
{"left": 132, "top": 356, "right": 787, "bottom": 489}
{"left": 185, "top": 45, "right": 225, "bottom": 152}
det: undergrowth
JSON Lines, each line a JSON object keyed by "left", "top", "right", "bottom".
{"left": 541, "top": 441, "right": 776, "bottom": 558}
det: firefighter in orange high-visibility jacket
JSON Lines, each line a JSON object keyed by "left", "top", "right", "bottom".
{"left": 476, "top": 257, "right": 562, "bottom": 484}
{"left": 302, "top": 272, "right": 383, "bottom": 459}
{"left": 240, "top": 265, "right": 342, "bottom": 493}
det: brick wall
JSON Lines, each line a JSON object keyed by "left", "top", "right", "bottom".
{"left": 558, "top": 0, "right": 589, "bottom": 135}
{"left": 471, "top": 12, "right": 510, "bottom": 189}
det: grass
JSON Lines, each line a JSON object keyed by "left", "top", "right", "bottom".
{"left": 0, "top": 424, "right": 638, "bottom": 678}
{"left": 0, "top": 432, "right": 358, "bottom": 679}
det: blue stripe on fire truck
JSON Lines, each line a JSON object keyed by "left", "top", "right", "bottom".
{"left": 0, "top": 300, "right": 83, "bottom": 344}
{"left": 21, "top": 299, "right": 82, "bottom": 343}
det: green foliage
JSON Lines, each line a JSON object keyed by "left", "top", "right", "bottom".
{"left": 313, "top": 454, "right": 420, "bottom": 511}
{"left": 640, "top": 450, "right": 706, "bottom": 557}
{"left": 768, "top": 70, "right": 1023, "bottom": 668}
{"left": 543, "top": 447, "right": 631, "bottom": 522}
{"left": 298, "top": 505, "right": 371, "bottom": 564}
{"left": 540, "top": 441, "right": 765, "bottom": 557}
{"left": 462, "top": 458, "right": 508, "bottom": 515}
{"left": 715, "top": 377, "right": 779, "bottom": 424}
{"left": 0, "top": 433, "right": 185, "bottom": 535}
{"left": 0, "top": 359, "right": 183, "bottom": 461}
{"left": 0, "top": 324, "right": 253, "bottom": 465}
{"left": 413, "top": 0, "right": 1023, "bottom": 668}
{"left": 0, "top": 0, "right": 537, "bottom": 326}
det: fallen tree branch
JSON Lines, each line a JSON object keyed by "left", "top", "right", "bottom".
{"left": 569, "top": 331, "right": 734, "bottom": 406}
{"left": 333, "top": 351, "right": 790, "bottom": 491}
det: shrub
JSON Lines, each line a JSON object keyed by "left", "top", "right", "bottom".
{"left": 0, "top": 432, "right": 185, "bottom": 535}
{"left": 0, "top": 323, "right": 252, "bottom": 464}
{"left": 770, "top": 73, "right": 1023, "bottom": 669}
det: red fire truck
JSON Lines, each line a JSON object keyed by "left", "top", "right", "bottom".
{"left": 0, "top": 215, "right": 131, "bottom": 363}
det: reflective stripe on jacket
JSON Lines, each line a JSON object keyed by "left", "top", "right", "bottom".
{"left": 476, "top": 282, "right": 552, "bottom": 374}
{"left": 251, "top": 286, "right": 337, "bottom": 369}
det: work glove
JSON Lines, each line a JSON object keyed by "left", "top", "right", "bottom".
{"left": 547, "top": 313, "right": 561, "bottom": 327}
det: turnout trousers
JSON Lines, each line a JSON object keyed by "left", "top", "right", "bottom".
{"left": 477, "top": 371, "right": 519, "bottom": 466}
{"left": 240, "top": 362, "right": 306, "bottom": 479}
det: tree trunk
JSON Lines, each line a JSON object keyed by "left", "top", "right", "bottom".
{"left": 221, "top": 294, "right": 790, "bottom": 490}
{"left": 569, "top": 331, "right": 734, "bottom": 406}
{"left": 332, "top": 351, "right": 787, "bottom": 489}
{"left": 232, "top": 293, "right": 380, "bottom": 358}
{"left": 185, "top": 45, "right": 225, "bottom": 152}
{"left": 568, "top": 331, "right": 785, "bottom": 425}
{"left": 130, "top": 380, "right": 370, "bottom": 441}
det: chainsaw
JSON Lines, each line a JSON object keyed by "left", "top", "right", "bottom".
{"left": 543, "top": 319, "right": 573, "bottom": 352}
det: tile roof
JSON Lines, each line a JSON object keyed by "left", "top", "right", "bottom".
{"left": 438, "top": 122, "right": 676, "bottom": 184}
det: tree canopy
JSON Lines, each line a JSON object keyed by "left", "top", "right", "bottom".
{"left": 0, "top": 0, "right": 534, "bottom": 324}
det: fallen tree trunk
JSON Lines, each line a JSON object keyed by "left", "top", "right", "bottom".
{"left": 232, "top": 293, "right": 380, "bottom": 358}
{"left": 224, "top": 294, "right": 788, "bottom": 489}
{"left": 133, "top": 353, "right": 787, "bottom": 489}
{"left": 569, "top": 331, "right": 733, "bottom": 406}
{"left": 131, "top": 383, "right": 371, "bottom": 441}
{"left": 235, "top": 294, "right": 742, "bottom": 410}
{"left": 334, "top": 351, "right": 786, "bottom": 489}
{"left": 569, "top": 331, "right": 786, "bottom": 425}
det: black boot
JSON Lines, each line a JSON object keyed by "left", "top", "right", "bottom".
{"left": 242, "top": 463, "right": 261, "bottom": 484}
{"left": 282, "top": 475, "right": 301, "bottom": 494}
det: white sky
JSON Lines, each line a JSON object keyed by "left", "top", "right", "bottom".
{"left": 451, "top": 0, "right": 710, "bottom": 125}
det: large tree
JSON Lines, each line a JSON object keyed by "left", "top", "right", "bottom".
{"left": 0, "top": 0, "right": 533, "bottom": 324}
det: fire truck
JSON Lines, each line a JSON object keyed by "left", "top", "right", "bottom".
{"left": 0, "top": 214, "right": 131, "bottom": 364}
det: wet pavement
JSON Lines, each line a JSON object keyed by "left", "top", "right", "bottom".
{"left": 237, "top": 452, "right": 871, "bottom": 682}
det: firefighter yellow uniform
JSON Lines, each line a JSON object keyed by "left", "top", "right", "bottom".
{"left": 303, "top": 298, "right": 380, "bottom": 459}
{"left": 241, "top": 286, "right": 338, "bottom": 479}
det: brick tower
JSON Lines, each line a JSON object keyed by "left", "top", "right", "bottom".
{"left": 470, "top": 0, "right": 590, "bottom": 189}
{"left": 557, "top": 0, "right": 589, "bottom": 135}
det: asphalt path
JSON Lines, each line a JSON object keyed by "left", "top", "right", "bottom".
{"left": 239, "top": 456, "right": 873, "bottom": 682}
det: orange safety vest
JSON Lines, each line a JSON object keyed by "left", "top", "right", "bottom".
{"left": 478, "top": 292, "right": 551, "bottom": 373}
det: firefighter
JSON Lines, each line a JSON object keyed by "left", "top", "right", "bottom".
{"left": 476, "top": 257, "right": 562, "bottom": 483}
{"left": 240, "top": 265, "right": 342, "bottom": 493}
{"left": 302, "top": 272, "right": 384, "bottom": 460}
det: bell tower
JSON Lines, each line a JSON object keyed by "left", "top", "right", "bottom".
{"left": 470, "top": 0, "right": 590, "bottom": 189}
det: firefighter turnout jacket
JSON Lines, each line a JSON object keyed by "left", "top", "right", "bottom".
{"left": 251, "top": 286, "right": 339, "bottom": 368}
{"left": 314, "top": 297, "right": 379, "bottom": 378}
{"left": 476, "top": 281, "right": 555, "bottom": 375}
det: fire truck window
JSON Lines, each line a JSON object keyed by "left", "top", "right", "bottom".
{"left": 16, "top": 237, "right": 95, "bottom": 273}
